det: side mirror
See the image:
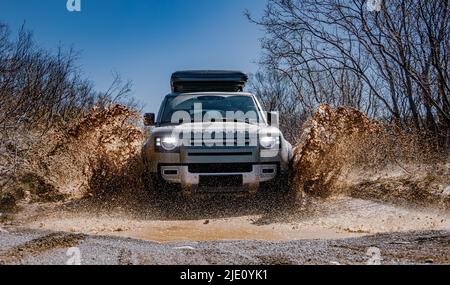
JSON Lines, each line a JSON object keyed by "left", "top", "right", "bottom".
{"left": 144, "top": 113, "right": 155, "bottom": 126}
{"left": 267, "top": 111, "right": 279, "bottom": 127}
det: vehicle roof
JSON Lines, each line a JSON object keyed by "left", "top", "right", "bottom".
{"left": 165, "top": 92, "right": 254, "bottom": 98}
{"left": 171, "top": 70, "right": 247, "bottom": 78}
{"left": 170, "top": 70, "right": 248, "bottom": 93}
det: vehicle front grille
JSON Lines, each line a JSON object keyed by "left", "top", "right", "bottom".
{"left": 187, "top": 152, "right": 253, "bottom": 157}
{"left": 188, "top": 163, "right": 253, "bottom": 174}
{"left": 185, "top": 132, "right": 256, "bottom": 147}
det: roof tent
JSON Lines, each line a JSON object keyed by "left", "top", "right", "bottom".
{"left": 171, "top": 70, "right": 249, "bottom": 93}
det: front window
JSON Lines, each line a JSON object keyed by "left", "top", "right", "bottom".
{"left": 160, "top": 95, "right": 264, "bottom": 125}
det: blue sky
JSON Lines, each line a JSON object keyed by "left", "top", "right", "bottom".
{"left": 0, "top": 0, "right": 266, "bottom": 112}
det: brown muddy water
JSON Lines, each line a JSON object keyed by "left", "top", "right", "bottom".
{"left": 9, "top": 194, "right": 449, "bottom": 243}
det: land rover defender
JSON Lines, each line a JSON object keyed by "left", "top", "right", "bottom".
{"left": 142, "top": 71, "right": 293, "bottom": 196}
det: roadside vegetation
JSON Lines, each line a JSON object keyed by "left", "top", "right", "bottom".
{"left": 0, "top": 23, "right": 140, "bottom": 212}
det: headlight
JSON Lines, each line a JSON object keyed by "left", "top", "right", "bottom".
{"left": 156, "top": 137, "right": 178, "bottom": 151}
{"left": 260, "top": 136, "right": 279, "bottom": 149}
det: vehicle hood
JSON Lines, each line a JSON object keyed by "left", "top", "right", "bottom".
{"left": 151, "top": 122, "right": 281, "bottom": 137}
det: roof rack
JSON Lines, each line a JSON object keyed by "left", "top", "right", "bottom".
{"left": 171, "top": 70, "right": 248, "bottom": 93}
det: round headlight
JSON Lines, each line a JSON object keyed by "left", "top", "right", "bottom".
{"left": 260, "top": 136, "right": 278, "bottom": 149}
{"left": 161, "top": 137, "right": 178, "bottom": 151}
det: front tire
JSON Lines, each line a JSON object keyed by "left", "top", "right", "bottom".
{"left": 142, "top": 172, "right": 179, "bottom": 199}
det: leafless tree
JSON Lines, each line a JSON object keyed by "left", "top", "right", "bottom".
{"left": 249, "top": 71, "right": 305, "bottom": 142}
{"left": 0, "top": 23, "right": 134, "bottom": 130}
{"left": 247, "top": 0, "right": 449, "bottom": 146}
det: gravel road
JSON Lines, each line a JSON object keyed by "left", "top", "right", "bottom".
{"left": 0, "top": 227, "right": 449, "bottom": 265}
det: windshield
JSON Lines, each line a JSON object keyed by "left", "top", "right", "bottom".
{"left": 160, "top": 95, "right": 264, "bottom": 125}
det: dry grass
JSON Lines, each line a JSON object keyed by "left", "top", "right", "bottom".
{"left": 348, "top": 164, "right": 450, "bottom": 210}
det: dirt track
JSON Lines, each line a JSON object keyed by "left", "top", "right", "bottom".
{"left": 1, "top": 189, "right": 449, "bottom": 264}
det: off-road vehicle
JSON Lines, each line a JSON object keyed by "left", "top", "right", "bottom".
{"left": 142, "top": 71, "right": 293, "bottom": 196}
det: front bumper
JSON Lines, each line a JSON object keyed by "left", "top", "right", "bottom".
{"left": 159, "top": 164, "right": 278, "bottom": 193}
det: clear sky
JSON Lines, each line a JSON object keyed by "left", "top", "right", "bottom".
{"left": 0, "top": 0, "right": 266, "bottom": 112}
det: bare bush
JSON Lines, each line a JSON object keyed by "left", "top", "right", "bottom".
{"left": 0, "top": 24, "right": 135, "bottom": 130}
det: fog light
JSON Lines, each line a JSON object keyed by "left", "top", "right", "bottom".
{"left": 164, "top": 170, "right": 178, "bottom": 175}
{"left": 262, "top": 168, "right": 275, "bottom": 174}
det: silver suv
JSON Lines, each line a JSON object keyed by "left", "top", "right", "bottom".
{"left": 142, "top": 71, "right": 293, "bottom": 196}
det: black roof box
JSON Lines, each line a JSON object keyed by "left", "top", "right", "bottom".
{"left": 171, "top": 70, "right": 248, "bottom": 93}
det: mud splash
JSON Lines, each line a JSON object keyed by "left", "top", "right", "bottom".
{"left": 28, "top": 104, "right": 144, "bottom": 198}
{"left": 292, "top": 104, "right": 449, "bottom": 208}
{"left": 292, "top": 105, "right": 381, "bottom": 196}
